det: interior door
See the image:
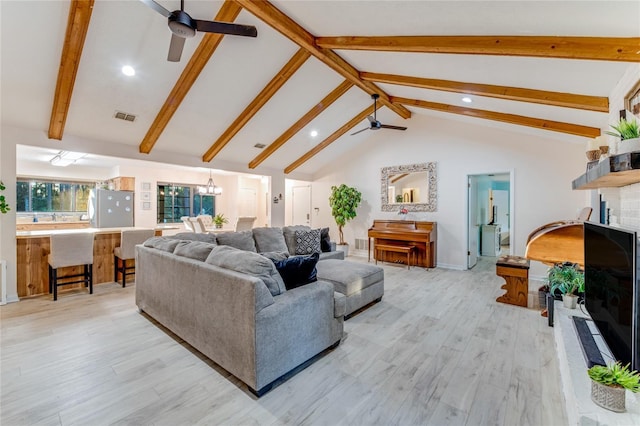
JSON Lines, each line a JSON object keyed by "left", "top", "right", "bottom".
{"left": 467, "top": 177, "right": 479, "bottom": 269}
{"left": 292, "top": 185, "right": 311, "bottom": 226}
{"left": 493, "top": 190, "right": 509, "bottom": 232}
{"left": 239, "top": 188, "right": 257, "bottom": 217}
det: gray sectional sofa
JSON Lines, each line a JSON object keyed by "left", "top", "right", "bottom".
{"left": 135, "top": 225, "right": 383, "bottom": 395}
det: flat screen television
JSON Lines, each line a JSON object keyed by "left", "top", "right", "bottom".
{"left": 584, "top": 222, "right": 639, "bottom": 371}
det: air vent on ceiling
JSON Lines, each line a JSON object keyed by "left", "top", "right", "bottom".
{"left": 254, "top": 143, "right": 266, "bottom": 149}
{"left": 114, "top": 111, "right": 136, "bottom": 122}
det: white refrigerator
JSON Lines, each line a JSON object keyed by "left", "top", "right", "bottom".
{"left": 88, "top": 189, "right": 134, "bottom": 228}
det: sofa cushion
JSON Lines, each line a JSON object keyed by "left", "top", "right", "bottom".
{"left": 173, "top": 240, "right": 216, "bottom": 261}
{"left": 316, "top": 259, "right": 384, "bottom": 296}
{"left": 206, "top": 245, "right": 286, "bottom": 296}
{"left": 171, "top": 232, "right": 217, "bottom": 245}
{"left": 295, "top": 229, "right": 321, "bottom": 255}
{"left": 143, "top": 237, "right": 181, "bottom": 253}
{"left": 273, "top": 253, "right": 319, "bottom": 290}
{"left": 320, "top": 227, "right": 332, "bottom": 252}
{"left": 282, "top": 225, "right": 311, "bottom": 255}
{"left": 215, "top": 230, "right": 257, "bottom": 252}
{"left": 252, "top": 227, "right": 289, "bottom": 253}
{"left": 319, "top": 250, "right": 345, "bottom": 261}
{"left": 260, "top": 251, "right": 290, "bottom": 262}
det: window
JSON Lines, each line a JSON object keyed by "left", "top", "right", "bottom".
{"left": 16, "top": 179, "right": 93, "bottom": 213}
{"left": 156, "top": 183, "right": 216, "bottom": 223}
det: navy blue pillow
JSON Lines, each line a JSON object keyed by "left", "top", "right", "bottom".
{"left": 273, "top": 253, "right": 319, "bottom": 290}
{"left": 320, "top": 227, "right": 332, "bottom": 252}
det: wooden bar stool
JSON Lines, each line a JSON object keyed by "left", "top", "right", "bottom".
{"left": 114, "top": 229, "right": 155, "bottom": 287}
{"left": 48, "top": 233, "right": 95, "bottom": 301}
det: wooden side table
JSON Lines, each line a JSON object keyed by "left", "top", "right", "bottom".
{"left": 495, "top": 255, "right": 530, "bottom": 307}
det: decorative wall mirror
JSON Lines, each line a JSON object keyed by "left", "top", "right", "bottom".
{"left": 381, "top": 162, "right": 437, "bottom": 212}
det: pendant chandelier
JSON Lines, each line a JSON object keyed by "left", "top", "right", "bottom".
{"left": 199, "top": 169, "right": 222, "bottom": 195}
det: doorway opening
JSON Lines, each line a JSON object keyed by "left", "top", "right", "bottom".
{"left": 467, "top": 172, "right": 513, "bottom": 269}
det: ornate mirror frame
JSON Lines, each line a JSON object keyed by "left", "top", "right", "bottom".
{"left": 380, "top": 162, "right": 437, "bottom": 212}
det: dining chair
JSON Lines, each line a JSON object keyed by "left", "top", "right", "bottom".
{"left": 235, "top": 216, "right": 256, "bottom": 231}
{"left": 192, "top": 217, "right": 207, "bottom": 233}
{"left": 181, "top": 216, "right": 195, "bottom": 232}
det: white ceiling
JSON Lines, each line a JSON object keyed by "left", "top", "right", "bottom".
{"left": 2, "top": 1, "right": 638, "bottom": 178}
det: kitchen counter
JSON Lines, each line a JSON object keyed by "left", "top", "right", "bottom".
{"left": 16, "top": 226, "right": 179, "bottom": 298}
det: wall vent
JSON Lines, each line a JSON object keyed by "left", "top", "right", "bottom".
{"left": 114, "top": 111, "right": 136, "bottom": 122}
{"left": 354, "top": 238, "right": 369, "bottom": 251}
{"left": 254, "top": 143, "right": 266, "bottom": 149}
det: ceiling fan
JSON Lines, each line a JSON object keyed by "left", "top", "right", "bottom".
{"left": 351, "top": 94, "right": 408, "bottom": 136}
{"left": 140, "top": 0, "right": 257, "bottom": 62}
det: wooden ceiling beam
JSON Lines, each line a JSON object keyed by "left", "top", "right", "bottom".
{"left": 235, "top": 0, "right": 411, "bottom": 119}
{"left": 284, "top": 105, "right": 374, "bottom": 174}
{"left": 361, "top": 72, "right": 609, "bottom": 112}
{"left": 391, "top": 97, "right": 601, "bottom": 138}
{"left": 248, "top": 79, "right": 353, "bottom": 169}
{"left": 48, "top": 0, "right": 94, "bottom": 140}
{"left": 139, "top": 1, "right": 242, "bottom": 154}
{"left": 202, "top": 48, "right": 311, "bottom": 162}
{"left": 316, "top": 36, "right": 640, "bottom": 62}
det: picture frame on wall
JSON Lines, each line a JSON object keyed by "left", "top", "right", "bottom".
{"left": 141, "top": 181, "right": 151, "bottom": 191}
{"left": 142, "top": 202, "right": 151, "bottom": 210}
{"left": 141, "top": 192, "right": 151, "bottom": 201}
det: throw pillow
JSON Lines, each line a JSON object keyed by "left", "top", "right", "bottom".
{"left": 260, "top": 251, "right": 290, "bottom": 262}
{"left": 215, "top": 230, "right": 257, "bottom": 252}
{"left": 282, "top": 225, "right": 311, "bottom": 255}
{"left": 273, "top": 253, "right": 319, "bottom": 290}
{"left": 294, "top": 229, "right": 321, "bottom": 255}
{"left": 252, "top": 227, "right": 289, "bottom": 253}
{"left": 320, "top": 227, "right": 331, "bottom": 252}
{"left": 205, "top": 245, "right": 286, "bottom": 296}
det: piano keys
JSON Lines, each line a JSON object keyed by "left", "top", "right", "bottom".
{"left": 368, "top": 220, "right": 437, "bottom": 268}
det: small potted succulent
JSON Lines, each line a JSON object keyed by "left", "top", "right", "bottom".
{"left": 213, "top": 213, "right": 228, "bottom": 229}
{"left": 605, "top": 117, "right": 640, "bottom": 155}
{"left": 548, "top": 262, "right": 584, "bottom": 309}
{"left": 588, "top": 362, "right": 640, "bottom": 412}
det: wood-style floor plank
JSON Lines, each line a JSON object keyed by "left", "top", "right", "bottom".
{"left": 1, "top": 257, "right": 567, "bottom": 425}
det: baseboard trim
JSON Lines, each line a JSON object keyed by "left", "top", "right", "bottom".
{"left": 437, "top": 263, "right": 465, "bottom": 271}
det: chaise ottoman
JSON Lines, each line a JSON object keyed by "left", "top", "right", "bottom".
{"left": 316, "top": 259, "right": 384, "bottom": 319}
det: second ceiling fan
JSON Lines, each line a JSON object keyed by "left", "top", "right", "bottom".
{"left": 351, "top": 94, "right": 408, "bottom": 135}
{"left": 141, "top": 0, "right": 258, "bottom": 62}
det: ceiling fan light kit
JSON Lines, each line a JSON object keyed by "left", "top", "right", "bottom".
{"left": 351, "top": 94, "right": 408, "bottom": 136}
{"left": 141, "top": 0, "right": 257, "bottom": 62}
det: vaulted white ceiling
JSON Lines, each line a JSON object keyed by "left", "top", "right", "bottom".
{"left": 2, "top": 1, "right": 638, "bottom": 178}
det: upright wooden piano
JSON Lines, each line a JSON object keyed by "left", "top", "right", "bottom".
{"left": 368, "top": 220, "right": 437, "bottom": 268}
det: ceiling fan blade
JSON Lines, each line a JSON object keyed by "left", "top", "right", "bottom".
{"left": 380, "top": 124, "right": 408, "bottom": 131}
{"left": 351, "top": 127, "right": 369, "bottom": 136}
{"left": 195, "top": 20, "right": 258, "bottom": 37}
{"left": 167, "top": 33, "right": 186, "bottom": 62}
{"left": 140, "top": 0, "right": 171, "bottom": 18}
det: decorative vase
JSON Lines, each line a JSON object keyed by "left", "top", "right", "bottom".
{"left": 586, "top": 149, "right": 600, "bottom": 161}
{"left": 215, "top": 223, "right": 222, "bottom": 229}
{"left": 617, "top": 137, "right": 640, "bottom": 155}
{"left": 563, "top": 294, "right": 577, "bottom": 309}
{"left": 591, "top": 380, "right": 626, "bottom": 412}
{"left": 336, "top": 243, "right": 349, "bottom": 257}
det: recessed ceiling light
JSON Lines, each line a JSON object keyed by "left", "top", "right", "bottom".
{"left": 122, "top": 65, "right": 135, "bottom": 76}
{"left": 310, "top": 130, "right": 318, "bottom": 138}
{"left": 462, "top": 97, "right": 472, "bottom": 103}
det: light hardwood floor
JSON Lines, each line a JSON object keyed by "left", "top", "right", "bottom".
{"left": 1, "top": 256, "right": 568, "bottom": 426}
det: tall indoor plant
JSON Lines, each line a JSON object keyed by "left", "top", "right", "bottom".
{"left": 329, "top": 184, "right": 362, "bottom": 255}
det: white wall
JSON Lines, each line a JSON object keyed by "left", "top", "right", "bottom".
{"left": 310, "top": 113, "right": 588, "bottom": 275}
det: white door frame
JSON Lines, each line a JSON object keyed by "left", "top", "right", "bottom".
{"left": 466, "top": 170, "right": 515, "bottom": 269}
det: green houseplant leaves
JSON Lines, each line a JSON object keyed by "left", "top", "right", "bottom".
{"left": 604, "top": 118, "right": 640, "bottom": 141}
{"left": 588, "top": 362, "right": 640, "bottom": 392}
{"left": 0, "top": 181, "right": 9, "bottom": 214}
{"left": 329, "top": 184, "right": 362, "bottom": 245}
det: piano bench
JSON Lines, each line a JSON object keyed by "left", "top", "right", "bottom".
{"left": 374, "top": 244, "right": 417, "bottom": 269}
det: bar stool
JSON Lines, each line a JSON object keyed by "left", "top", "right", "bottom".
{"left": 48, "top": 233, "right": 95, "bottom": 301}
{"left": 114, "top": 229, "right": 155, "bottom": 287}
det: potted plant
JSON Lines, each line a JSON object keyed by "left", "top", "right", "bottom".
{"left": 588, "top": 362, "right": 640, "bottom": 412}
{"left": 604, "top": 117, "right": 640, "bottom": 155}
{"left": 0, "top": 181, "right": 9, "bottom": 214}
{"left": 548, "top": 262, "right": 584, "bottom": 309}
{"left": 213, "top": 213, "right": 228, "bottom": 229}
{"left": 329, "top": 184, "right": 362, "bottom": 256}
